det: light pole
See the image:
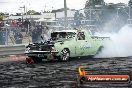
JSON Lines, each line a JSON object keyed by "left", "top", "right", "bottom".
{"left": 19, "top": 8, "right": 23, "bottom": 23}
{"left": 117, "top": 8, "right": 120, "bottom": 18}
{"left": 20, "top": 5, "right": 25, "bottom": 23}
{"left": 129, "top": 6, "right": 131, "bottom": 19}
{"left": 64, "top": 0, "right": 68, "bottom": 29}
{"left": 116, "top": 8, "right": 120, "bottom": 32}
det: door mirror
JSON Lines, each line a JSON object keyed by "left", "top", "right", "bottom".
{"left": 60, "top": 42, "right": 64, "bottom": 44}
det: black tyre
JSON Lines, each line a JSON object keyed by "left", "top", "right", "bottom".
{"left": 95, "top": 46, "right": 104, "bottom": 55}
{"left": 32, "top": 57, "right": 42, "bottom": 63}
{"left": 59, "top": 48, "right": 70, "bottom": 61}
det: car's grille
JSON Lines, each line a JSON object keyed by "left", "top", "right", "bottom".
{"left": 29, "top": 46, "right": 40, "bottom": 50}
{"left": 40, "top": 45, "right": 51, "bottom": 51}
{"left": 27, "top": 44, "right": 53, "bottom": 51}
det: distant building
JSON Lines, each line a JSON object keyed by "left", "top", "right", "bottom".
{"left": 115, "top": 3, "right": 127, "bottom": 8}
{"left": 7, "top": 13, "right": 55, "bottom": 21}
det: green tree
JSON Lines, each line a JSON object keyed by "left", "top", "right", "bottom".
{"left": 0, "top": 12, "right": 4, "bottom": 21}
{"left": 85, "top": 0, "right": 105, "bottom": 9}
{"left": 27, "top": 10, "right": 36, "bottom": 15}
{"left": 27, "top": 10, "right": 41, "bottom": 15}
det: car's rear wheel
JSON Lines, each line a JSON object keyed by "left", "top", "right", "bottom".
{"left": 59, "top": 48, "right": 70, "bottom": 61}
{"left": 96, "top": 46, "right": 104, "bottom": 55}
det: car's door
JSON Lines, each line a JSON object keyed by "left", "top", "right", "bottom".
{"left": 75, "top": 32, "right": 88, "bottom": 56}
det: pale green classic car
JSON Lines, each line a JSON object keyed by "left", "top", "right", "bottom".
{"left": 25, "top": 29, "right": 109, "bottom": 63}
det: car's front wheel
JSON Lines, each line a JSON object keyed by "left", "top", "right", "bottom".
{"left": 59, "top": 48, "right": 70, "bottom": 61}
{"left": 32, "top": 57, "right": 42, "bottom": 63}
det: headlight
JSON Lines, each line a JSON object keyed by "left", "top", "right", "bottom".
{"left": 39, "top": 47, "right": 41, "bottom": 51}
{"left": 51, "top": 47, "right": 55, "bottom": 51}
{"left": 26, "top": 47, "right": 30, "bottom": 51}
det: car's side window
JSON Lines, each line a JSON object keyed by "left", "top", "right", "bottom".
{"left": 77, "top": 32, "right": 85, "bottom": 40}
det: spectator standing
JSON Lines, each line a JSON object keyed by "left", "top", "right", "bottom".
{"left": 1, "top": 30, "right": 6, "bottom": 45}
{"left": 23, "top": 19, "right": 31, "bottom": 34}
{"left": 14, "top": 31, "right": 23, "bottom": 44}
{"left": 0, "top": 30, "right": 2, "bottom": 45}
{"left": 0, "top": 28, "right": 6, "bottom": 45}
{"left": 0, "top": 21, "right": 4, "bottom": 27}
{"left": 17, "top": 18, "right": 23, "bottom": 32}
{"left": 31, "top": 29, "right": 38, "bottom": 43}
{"left": 36, "top": 25, "right": 43, "bottom": 39}
{"left": 10, "top": 20, "right": 17, "bottom": 27}
{"left": 10, "top": 20, "right": 17, "bottom": 35}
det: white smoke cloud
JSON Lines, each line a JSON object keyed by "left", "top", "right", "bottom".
{"left": 95, "top": 25, "right": 132, "bottom": 58}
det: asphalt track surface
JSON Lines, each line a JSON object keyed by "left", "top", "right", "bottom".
{"left": 0, "top": 56, "right": 132, "bottom": 88}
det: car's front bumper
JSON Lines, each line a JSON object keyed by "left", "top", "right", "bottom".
{"left": 24, "top": 50, "right": 59, "bottom": 58}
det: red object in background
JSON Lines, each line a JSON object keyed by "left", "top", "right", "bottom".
{"left": 26, "top": 57, "right": 33, "bottom": 64}
{"left": 9, "top": 55, "right": 18, "bottom": 61}
{"left": 9, "top": 55, "right": 27, "bottom": 61}
{"left": 11, "top": 20, "right": 16, "bottom": 27}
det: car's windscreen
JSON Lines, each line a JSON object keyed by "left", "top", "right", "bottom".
{"left": 51, "top": 32, "right": 76, "bottom": 40}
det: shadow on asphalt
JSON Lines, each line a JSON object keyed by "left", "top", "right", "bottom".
{"left": 39, "top": 56, "right": 95, "bottom": 64}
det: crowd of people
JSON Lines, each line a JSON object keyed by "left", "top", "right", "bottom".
{"left": 0, "top": 18, "right": 48, "bottom": 45}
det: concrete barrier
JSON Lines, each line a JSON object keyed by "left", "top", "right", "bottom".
{"left": 0, "top": 44, "right": 26, "bottom": 56}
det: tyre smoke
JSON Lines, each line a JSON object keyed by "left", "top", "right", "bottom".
{"left": 95, "top": 25, "right": 132, "bottom": 58}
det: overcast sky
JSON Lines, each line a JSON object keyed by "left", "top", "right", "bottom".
{"left": 0, "top": 0, "right": 129, "bottom": 13}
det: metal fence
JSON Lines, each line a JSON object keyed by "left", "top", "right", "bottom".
{"left": 0, "top": 26, "right": 28, "bottom": 56}
{"left": 0, "top": 26, "right": 31, "bottom": 44}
